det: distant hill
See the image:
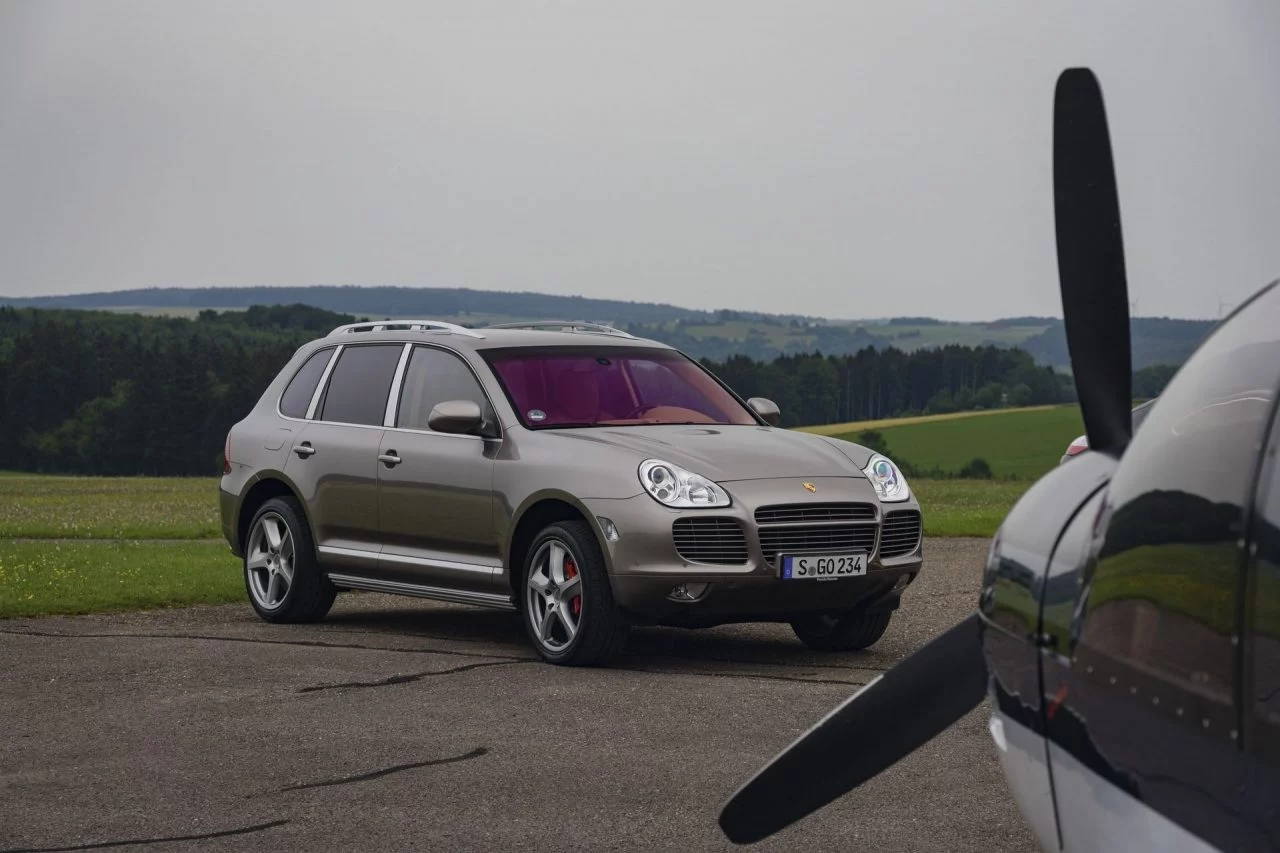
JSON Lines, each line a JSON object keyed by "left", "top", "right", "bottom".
{"left": 1017, "top": 317, "right": 1218, "bottom": 370}
{"left": 0, "top": 285, "right": 1215, "bottom": 368}
{"left": 0, "top": 285, "right": 739, "bottom": 326}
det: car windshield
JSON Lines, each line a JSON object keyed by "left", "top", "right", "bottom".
{"left": 485, "top": 347, "right": 758, "bottom": 429}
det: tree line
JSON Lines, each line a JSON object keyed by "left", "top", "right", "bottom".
{"left": 0, "top": 305, "right": 1177, "bottom": 476}
{"left": 708, "top": 346, "right": 1075, "bottom": 427}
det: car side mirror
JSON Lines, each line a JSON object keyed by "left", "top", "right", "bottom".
{"left": 428, "top": 400, "right": 485, "bottom": 435}
{"left": 748, "top": 397, "right": 781, "bottom": 427}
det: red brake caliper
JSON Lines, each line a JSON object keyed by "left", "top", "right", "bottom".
{"left": 565, "top": 559, "right": 582, "bottom": 616}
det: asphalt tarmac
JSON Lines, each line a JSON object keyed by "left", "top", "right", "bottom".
{"left": 0, "top": 538, "right": 1036, "bottom": 852}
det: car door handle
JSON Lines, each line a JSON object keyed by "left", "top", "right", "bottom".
{"left": 293, "top": 442, "right": 316, "bottom": 458}
{"left": 377, "top": 452, "right": 401, "bottom": 467}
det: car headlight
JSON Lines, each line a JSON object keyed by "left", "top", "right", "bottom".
{"left": 638, "top": 459, "right": 730, "bottom": 508}
{"left": 863, "top": 453, "right": 910, "bottom": 502}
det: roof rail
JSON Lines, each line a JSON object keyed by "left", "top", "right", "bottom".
{"left": 327, "top": 320, "right": 486, "bottom": 339}
{"left": 486, "top": 320, "right": 636, "bottom": 339}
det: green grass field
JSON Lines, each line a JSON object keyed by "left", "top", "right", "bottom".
{"left": 911, "top": 480, "right": 1031, "bottom": 537}
{"left": 0, "top": 465, "right": 1024, "bottom": 617}
{"left": 0, "top": 540, "right": 240, "bottom": 618}
{"left": 0, "top": 475, "right": 221, "bottom": 539}
{"left": 0, "top": 402, "right": 1064, "bottom": 616}
{"left": 831, "top": 405, "right": 1085, "bottom": 480}
{"left": 798, "top": 405, "right": 1063, "bottom": 437}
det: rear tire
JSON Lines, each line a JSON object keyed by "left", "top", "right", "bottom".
{"left": 791, "top": 610, "right": 892, "bottom": 652}
{"left": 244, "top": 496, "right": 336, "bottom": 623}
{"left": 521, "top": 520, "right": 628, "bottom": 666}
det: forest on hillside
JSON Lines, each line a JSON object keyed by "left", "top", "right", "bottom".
{"left": 0, "top": 305, "right": 1177, "bottom": 476}
{"left": 2, "top": 285, "right": 1216, "bottom": 368}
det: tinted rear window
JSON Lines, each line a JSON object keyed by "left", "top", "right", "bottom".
{"left": 279, "top": 348, "right": 334, "bottom": 418}
{"left": 318, "top": 344, "right": 403, "bottom": 426}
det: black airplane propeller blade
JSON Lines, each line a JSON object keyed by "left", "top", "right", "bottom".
{"left": 1054, "top": 68, "right": 1133, "bottom": 456}
{"left": 719, "top": 614, "right": 987, "bottom": 844}
{"left": 719, "top": 67, "right": 1131, "bottom": 845}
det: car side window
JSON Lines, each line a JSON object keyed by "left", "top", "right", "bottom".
{"left": 317, "top": 344, "right": 403, "bottom": 426}
{"left": 396, "top": 346, "right": 494, "bottom": 432}
{"left": 1079, "top": 284, "right": 1280, "bottom": 733}
{"left": 279, "top": 347, "right": 334, "bottom": 418}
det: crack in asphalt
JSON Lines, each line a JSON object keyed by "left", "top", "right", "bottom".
{"left": 0, "top": 628, "right": 531, "bottom": 662}
{"left": 276, "top": 747, "right": 488, "bottom": 793}
{"left": 0, "top": 628, "right": 884, "bottom": 686}
{"left": 0, "top": 819, "right": 289, "bottom": 853}
{"left": 631, "top": 649, "right": 887, "bottom": 675}
{"left": 298, "top": 660, "right": 533, "bottom": 693}
{"left": 318, "top": 627, "right": 890, "bottom": 675}
{"left": 614, "top": 665, "right": 867, "bottom": 687}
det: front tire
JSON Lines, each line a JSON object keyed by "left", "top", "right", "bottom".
{"left": 521, "top": 520, "right": 628, "bottom": 666}
{"left": 244, "top": 497, "right": 336, "bottom": 623}
{"left": 790, "top": 610, "right": 892, "bottom": 652}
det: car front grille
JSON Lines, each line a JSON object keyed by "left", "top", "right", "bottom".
{"left": 753, "top": 503, "right": 876, "bottom": 525}
{"left": 754, "top": 503, "right": 878, "bottom": 567}
{"left": 879, "top": 510, "right": 922, "bottom": 558}
{"left": 672, "top": 517, "right": 749, "bottom": 565}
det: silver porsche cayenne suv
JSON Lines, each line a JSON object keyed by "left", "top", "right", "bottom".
{"left": 219, "top": 320, "right": 924, "bottom": 665}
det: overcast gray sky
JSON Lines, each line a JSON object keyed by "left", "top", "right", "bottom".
{"left": 2, "top": 1, "right": 1277, "bottom": 320}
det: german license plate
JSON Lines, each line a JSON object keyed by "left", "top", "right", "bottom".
{"left": 781, "top": 553, "right": 867, "bottom": 580}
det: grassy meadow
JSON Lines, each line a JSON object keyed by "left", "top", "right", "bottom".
{"left": 797, "top": 405, "right": 1064, "bottom": 437}
{"left": 0, "top": 405, "right": 1063, "bottom": 616}
{"left": 0, "top": 540, "right": 241, "bottom": 618}
{"left": 0, "top": 475, "right": 221, "bottom": 539}
{"left": 0, "top": 466, "right": 1027, "bottom": 617}
{"left": 826, "top": 405, "right": 1086, "bottom": 481}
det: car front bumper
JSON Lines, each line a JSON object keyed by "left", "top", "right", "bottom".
{"left": 582, "top": 476, "right": 923, "bottom": 626}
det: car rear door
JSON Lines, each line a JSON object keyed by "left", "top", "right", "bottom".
{"left": 284, "top": 343, "right": 403, "bottom": 573}
{"left": 376, "top": 344, "right": 502, "bottom": 593}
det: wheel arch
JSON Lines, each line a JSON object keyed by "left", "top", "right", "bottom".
{"left": 236, "top": 473, "right": 310, "bottom": 554}
{"left": 504, "top": 491, "right": 611, "bottom": 601}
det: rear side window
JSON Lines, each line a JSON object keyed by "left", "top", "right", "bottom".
{"left": 318, "top": 344, "right": 403, "bottom": 426}
{"left": 396, "top": 346, "right": 494, "bottom": 431}
{"left": 279, "top": 348, "right": 334, "bottom": 418}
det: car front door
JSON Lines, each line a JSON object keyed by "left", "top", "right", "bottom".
{"left": 376, "top": 344, "right": 502, "bottom": 593}
{"left": 284, "top": 343, "right": 403, "bottom": 574}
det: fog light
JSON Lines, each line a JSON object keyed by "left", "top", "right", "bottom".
{"left": 668, "top": 582, "right": 709, "bottom": 601}
{"left": 597, "top": 517, "right": 619, "bottom": 541}
{"left": 893, "top": 573, "right": 914, "bottom": 592}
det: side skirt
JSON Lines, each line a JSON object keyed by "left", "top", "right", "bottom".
{"left": 327, "top": 572, "right": 516, "bottom": 611}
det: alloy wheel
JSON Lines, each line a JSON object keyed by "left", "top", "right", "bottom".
{"left": 526, "top": 539, "right": 583, "bottom": 652}
{"left": 246, "top": 512, "right": 295, "bottom": 610}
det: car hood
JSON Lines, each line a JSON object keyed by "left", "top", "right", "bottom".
{"left": 538, "top": 425, "right": 869, "bottom": 482}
